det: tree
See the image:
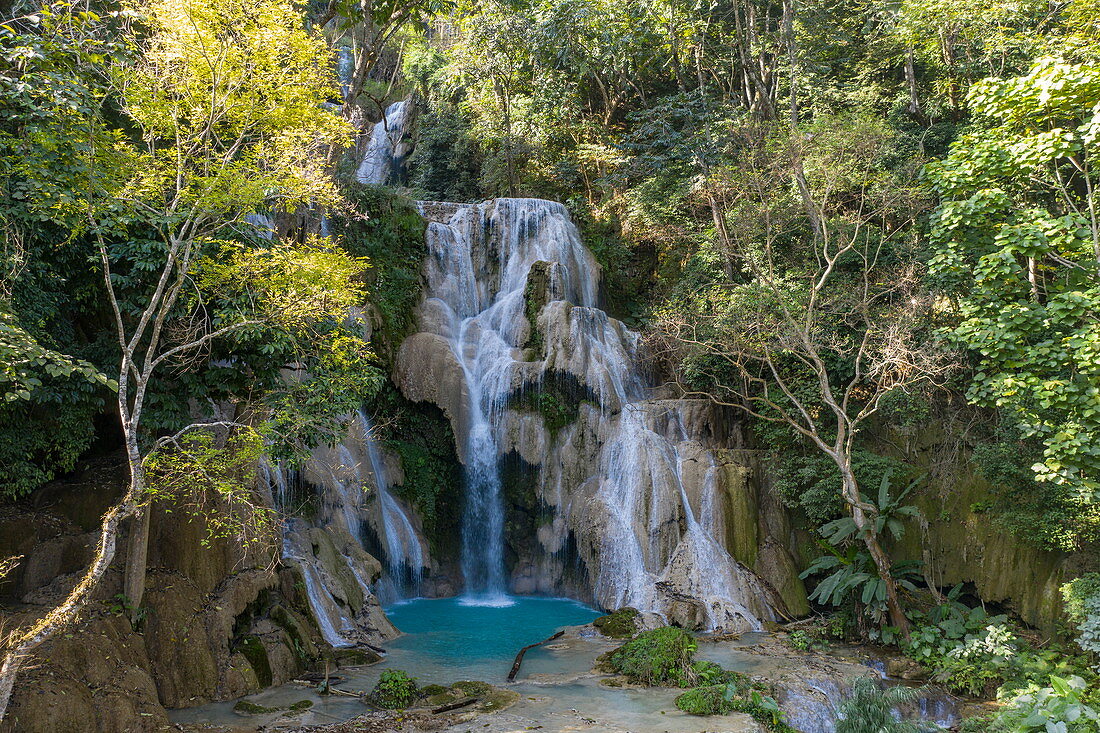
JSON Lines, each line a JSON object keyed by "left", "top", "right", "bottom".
{"left": 926, "top": 54, "right": 1100, "bottom": 550}
{"left": 317, "top": 0, "right": 454, "bottom": 116}
{"left": 0, "top": 0, "right": 377, "bottom": 721}
{"left": 653, "top": 115, "right": 944, "bottom": 637}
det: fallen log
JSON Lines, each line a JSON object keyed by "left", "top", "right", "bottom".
{"left": 432, "top": 696, "right": 478, "bottom": 714}
{"left": 507, "top": 630, "right": 564, "bottom": 681}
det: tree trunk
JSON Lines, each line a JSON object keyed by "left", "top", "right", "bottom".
{"left": 905, "top": 48, "right": 921, "bottom": 118}
{"left": 123, "top": 508, "right": 151, "bottom": 617}
{"left": 840, "top": 472, "right": 910, "bottom": 638}
{"left": 121, "top": 423, "right": 149, "bottom": 618}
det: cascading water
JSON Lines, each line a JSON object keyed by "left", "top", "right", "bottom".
{"left": 356, "top": 100, "right": 413, "bottom": 186}
{"left": 356, "top": 410, "right": 425, "bottom": 599}
{"left": 410, "top": 198, "right": 776, "bottom": 629}
{"left": 418, "top": 200, "right": 604, "bottom": 603}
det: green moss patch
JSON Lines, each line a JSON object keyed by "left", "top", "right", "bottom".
{"left": 605, "top": 627, "right": 697, "bottom": 686}
{"left": 593, "top": 607, "right": 640, "bottom": 638}
{"left": 236, "top": 635, "right": 273, "bottom": 688}
{"left": 233, "top": 700, "right": 278, "bottom": 715}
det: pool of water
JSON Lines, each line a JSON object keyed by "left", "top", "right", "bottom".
{"left": 380, "top": 595, "right": 601, "bottom": 683}
{"left": 170, "top": 595, "right": 611, "bottom": 730}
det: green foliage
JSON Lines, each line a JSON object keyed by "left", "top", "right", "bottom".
{"left": 406, "top": 102, "right": 485, "bottom": 201}
{"left": 818, "top": 470, "right": 922, "bottom": 546}
{"left": 676, "top": 683, "right": 795, "bottom": 732}
{"left": 800, "top": 471, "right": 923, "bottom": 635}
{"left": 592, "top": 607, "right": 640, "bottom": 639}
{"left": 786, "top": 629, "right": 828, "bottom": 653}
{"left": 331, "top": 184, "right": 427, "bottom": 350}
{"left": 833, "top": 677, "right": 921, "bottom": 733}
{"left": 996, "top": 675, "right": 1100, "bottom": 732}
{"left": 0, "top": 309, "right": 115, "bottom": 403}
{"left": 144, "top": 428, "right": 279, "bottom": 550}
{"left": 1, "top": 0, "right": 366, "bottom": 503}
{"left": 605, "top": 627, "right": 697, "bottom": 686}
{"left": 926, "top": 56, "right": 1100, "bottom": 551}
{"left": 370, "top": 669, "right": 418, "bottom": 709}
{"left": 674, "top": 684, "right": 737, "bottom": 715}
{"left": 903, "top": 586, "right": 1094, "bottom": 698}
{"left": 106, "top": 593, "right": 148, "bottom": 629}
{"left": 1062, "top": 574, "right": 1100, "bottom": 661}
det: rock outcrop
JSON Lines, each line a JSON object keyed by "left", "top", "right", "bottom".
{"left": 0, "top": 454, "right": 391, "bottom": 732}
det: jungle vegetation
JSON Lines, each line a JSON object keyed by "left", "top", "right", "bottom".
{"left": 3, "top": 0, "right": 1100, "bottom": 727}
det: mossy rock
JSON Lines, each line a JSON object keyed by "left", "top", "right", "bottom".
{"left": 233, "top": 699, "right": 278, "bottom": 715}
{"left": 605, "top": 627, "right": 697, "bottom": 686}
{"left": 335, "top": 648, "right": 382, "bottom": 666}
{"left": 288, "top": 699, "right": 313, "bottom": 711}
{"left": 450, "top": 680, "right": 492, "bottom": 697}
{"left": 236, "top": 635, "right": 273, "bottom": 688}
{"left": 477, "top": 688, "right": 519, "bottom": 712}
{"left": 593, "top": 607, "right": 640, "bottom": 638}
{"left": 418, "top": 683, "right": 449, "bottom": 697}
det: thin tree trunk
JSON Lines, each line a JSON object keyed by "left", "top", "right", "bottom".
{"left": 840, "top": 472, "right": 910, "bottom": 638}
{"left": 120, "top": 420, "right": 150, "bottom": 616}
{"left": 905, "top": 48, "right": 921, "bottom": 117}
{"left": 123, "top": 509, "right": 151, "bottom": 616}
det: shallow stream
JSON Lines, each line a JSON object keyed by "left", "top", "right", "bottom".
{"left": 170, "top": 596, "right": 957, "bottom": 732}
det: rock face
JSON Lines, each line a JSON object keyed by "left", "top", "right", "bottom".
{"left": 390, "top": 198, "right": 807, "bottom": 629}
{"left": 1, "top": 455, "right": 390, "bottom": 732}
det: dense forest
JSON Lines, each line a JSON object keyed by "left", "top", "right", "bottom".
{"left": 3, "top": 0, "right": 1100, "bottom": 731}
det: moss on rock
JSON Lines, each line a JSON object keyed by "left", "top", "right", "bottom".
{"left": 593, "top": 607, "right": 640, "bottom": 638}
{"left": 605, "top": 627, "right": 697, "bottom": 686}
{"left": 236, "top": 635, "right": 273, "bottom": 688}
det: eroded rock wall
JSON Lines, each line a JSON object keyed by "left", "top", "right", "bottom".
{"left": 0, "top": 455, "right": 387, "bottom": 732}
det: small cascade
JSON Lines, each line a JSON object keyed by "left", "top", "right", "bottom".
{"left": 356, "top": 100, "right": 413, "bottom": 186}
{"left": 281, "top": 530, "right": 358, "bottom": 648}
{"left": 336, "top": 46, "right": 353, "bottom": 101}
{"left": 356, "top": 410, "right": 425, "bottom": 598}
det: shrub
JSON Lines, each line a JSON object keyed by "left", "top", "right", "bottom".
{"left": 676, "top": 684, "right": 735, "bottom": 715}
{"left": 996, "top": 675, "right": 1100, "bottom": 732}
{"left": 606, "top": 627, "right": 697, "bottom": 685}
{"left": 936, "top": 624, "right": 1019, "bottom": 696}
{"left": 676, "top": 684, "right": 795, "bottom": 732}
{"left": 833, "top": 677, "right": 921, "bottom": 733}
{"left": 1062, "top": 574, "right": 1100, "bottom": 662}
{"left": 370, "top": 669, "right": 418, "bottom": 709}
{"left": 728, "top": 690, "right": 798, "bottom": 732}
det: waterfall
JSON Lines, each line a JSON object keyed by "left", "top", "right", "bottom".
{"left": 411, "top": 198, "right": 775, "bottom": 629}
{"left": 356, "top": 100, "right": 413, "bottom": 186}
{"left": 418, "top": 200, "right": 603, "bottom": 603}
{"left": 356, "top": 410, "right": 424, "bottom": 598}
{"left": 281, "top": 531, "right": 358, "bottom": 648}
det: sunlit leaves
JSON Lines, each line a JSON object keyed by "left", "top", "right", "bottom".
{"left": 144, "top": 427, "right": 278, "bottom": 550}
{"left": 927, "top": 56, "right": 1100, "bottom": 549}
{"left": 197, "top": 238, "right": 370, "bottom": 330}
